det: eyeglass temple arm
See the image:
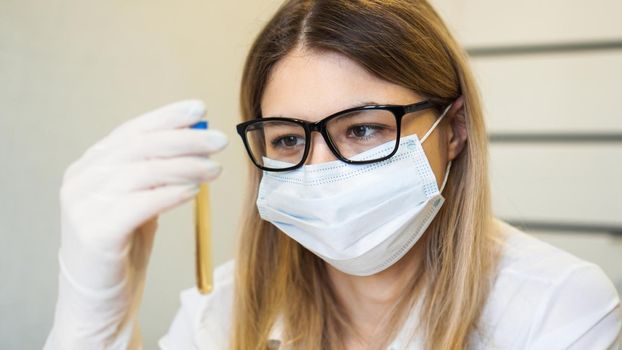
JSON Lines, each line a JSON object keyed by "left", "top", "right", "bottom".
{"left": 403, "top": 100, "right": 446, "bottom": 114}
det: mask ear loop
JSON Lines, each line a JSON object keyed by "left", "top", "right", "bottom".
{"left": 419, "top": 102, "right": 454, "bottom": 193}
{"left": 420, "top": 102, "right": 453, "bottom": 144}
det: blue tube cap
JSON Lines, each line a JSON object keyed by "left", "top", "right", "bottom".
{"left": 190, "top": 121, "right": 208, "bottom": 129}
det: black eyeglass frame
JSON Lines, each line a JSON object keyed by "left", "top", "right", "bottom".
{"left": 236, "top": 100, "right": 445, "bottom": 172}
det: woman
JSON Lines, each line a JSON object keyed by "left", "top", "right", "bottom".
{"left": 45, "top": 0, "right": 621, "bottom": 349}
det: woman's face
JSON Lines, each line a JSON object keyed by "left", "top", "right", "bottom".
{"left": 261, "top": 47, "right": 450, "bottom": 187}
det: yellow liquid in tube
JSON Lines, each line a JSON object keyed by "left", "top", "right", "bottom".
{"left": 195, "top": 183, "right": 213, "bottom": 294}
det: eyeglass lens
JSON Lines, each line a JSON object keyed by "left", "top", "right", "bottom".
{"left": 245, "top": 109, "right": 399, "bottom": 170}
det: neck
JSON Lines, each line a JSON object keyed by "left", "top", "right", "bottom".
{"left": 326, "top": 235, "right": 427, "bottom": 346}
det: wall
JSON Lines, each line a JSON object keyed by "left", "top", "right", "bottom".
{"left": 0, "top": 1, "right": 283, "bottom": 348}
{"left": 0, "top": 1, "right": 620, "bottom": 348}
{"left": 431, "top": 0, "right": 622, "bottom": 291}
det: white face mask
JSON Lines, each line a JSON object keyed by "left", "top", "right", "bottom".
{"left": 256, "top": 104, "right": 452, "bottom": 276}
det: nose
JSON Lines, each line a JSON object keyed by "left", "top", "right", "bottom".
{"left": 305, "top": 132, "right": 338, "bottom": 165}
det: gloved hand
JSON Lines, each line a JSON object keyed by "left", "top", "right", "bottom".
{"left": 44, "top": 100, "right": 228, "bottom": 349}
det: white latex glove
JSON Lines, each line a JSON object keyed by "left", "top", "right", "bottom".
{"left": 44, "top": 100, "right": 228, "bottom": 349}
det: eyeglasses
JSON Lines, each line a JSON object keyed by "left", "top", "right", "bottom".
{"left": 236, "top": 100, "right": 445, "bottom": 172}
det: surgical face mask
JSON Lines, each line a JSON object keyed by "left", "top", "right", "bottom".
{"left": 256, "top": 105, "right": 452, "bottom": 276}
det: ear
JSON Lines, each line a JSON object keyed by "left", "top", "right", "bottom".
{"left": 445, "top": 95, "right": 467, "bottom": 161}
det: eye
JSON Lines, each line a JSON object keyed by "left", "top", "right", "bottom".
{"left": 271, "top": 134, "right": 305, "bottom": 148}
{"left": 346, "top": 124, "right": 385, "bottom": 139}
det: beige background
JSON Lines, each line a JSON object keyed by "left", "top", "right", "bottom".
{"left": 1, "top": 1, "right": 620, "bottom": 349}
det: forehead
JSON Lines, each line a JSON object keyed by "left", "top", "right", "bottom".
{"left": 260, "top": 47, "right": 421, "bottom": 122}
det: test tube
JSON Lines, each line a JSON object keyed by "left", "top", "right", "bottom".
{"left": 191, "top": 120, "right": 213, "bottom": 294}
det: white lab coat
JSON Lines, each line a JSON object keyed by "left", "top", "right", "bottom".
{"left": 159, "top": 221, "right": 622, "bottom": 349}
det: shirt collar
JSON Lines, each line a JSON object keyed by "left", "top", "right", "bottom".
{"left": 267, "top": 301, "right": 423, "bottom": 349}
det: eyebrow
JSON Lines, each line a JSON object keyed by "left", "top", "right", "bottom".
{"left": 268, "top": 100, "right": 381, "bottom": 119}
{"left": 348, "top": 101, "right": 381, "bottom": 109}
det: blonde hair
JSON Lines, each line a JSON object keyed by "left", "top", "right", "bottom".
{"left": 232, "top": 1, "right": 499, "bottom": 349}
